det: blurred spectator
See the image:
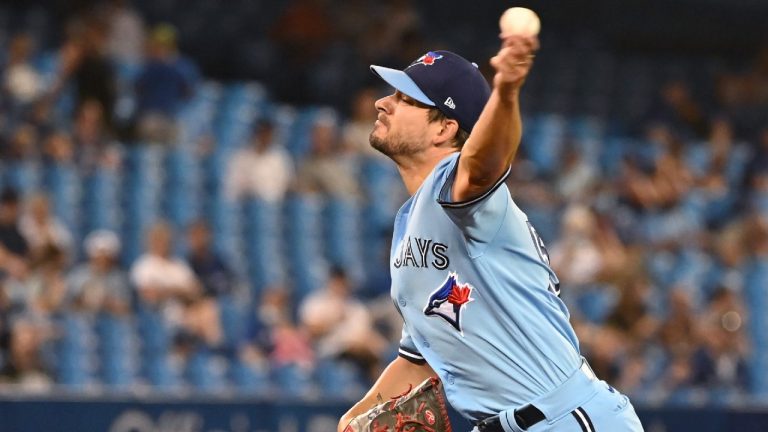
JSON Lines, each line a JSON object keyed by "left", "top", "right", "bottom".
{"left": 135, "top": 24, "right": 192, "bottom": 143}
{"left": 131, "top": 221, "right": 221, "bottom": 352}
{"left": 0, "top": 189, "right": 29, "bottom": 262}
{"left": 703, "top": 221, "right": 746, "bottom": 297}
{"left": 186, "top": 220, "right": 234, "bottom": 298}
{"left": 72, "top": 100, "right": 121, "bottom": 171}
{"left": 130, "top": 221, "right": 199, "bottom": 309}
{"left": 657, "top": 289, "right": 699, "bottom": 355}
{"left": 23, "top": 245, "right": 69, "bottom": 317}
{"left": 341, "top": 87, "right": 382, "bottom": 158}
{"left": 746, "top": 128, "right": 768, "bottom": 187}
{"left": 687, "top": 118, "right": 747, "bottom": 227}
{"left": 224, "top": 119, "right": 294, "bottom": 203}
{"left": 0, "top": 319, "right": 53, "bottom": 390}
{"left": 4, "top": 123, "right": 39, "bottom": 161}
{"left": 3, "top": 33, "right": 44, "bottom": 106}
{"left": 65, "top": 17, "right": 117, "bottom": 129}
{"left": 605, "top": 277, "right": 659, "bottom": 345}
{"left": 104, "top": 0, "right": 146, "bottom": 67}
{"left": 66, "top": 230, "right": 130, "bottom": 316}
{"left": 18, "top": 193, "right": 73, "bottom": 263}
{"left": 654, "top": 289, "right": 701, "bottom": 396}
{"left": 556, "top": 146, "right": 597, "bottom": 201}
{"left": 550, "top": 205, "right": 603, "bottom": 286}
{"left": 653, "top": 130, "right": 694, "bottom": 209}
{"left": 299, "top": 267, "right": 386, "bottom": 377}
{"left": 618, "top": 125, "right": 693, "bottom": 213}
{"left": 243, "top": 287, "right": 315, "bottom": 369}
{"left": 42, "top": 130, "right": 75, "bottom": 164}
{"left": 295, "top": 114, "right": 361, "bottom": 200}
{"left": 647, "top": 80, "right": 708, "bottom": 139}
{"left": 691, "top": 287, "right": 749, "bottom": 391}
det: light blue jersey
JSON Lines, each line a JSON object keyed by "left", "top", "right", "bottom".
{"left": 390, "top": 153, "right": 583, "bottom": 421}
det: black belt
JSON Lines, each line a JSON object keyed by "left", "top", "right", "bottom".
{"left": 477, "top": 404, "right": 546, "bottom": 431}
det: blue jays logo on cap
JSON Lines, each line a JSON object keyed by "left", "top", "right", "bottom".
{"left": 411, "top": 52, "right": 444, "bottom": 67}
{"left": 424, "top": 272, "right": 474, "bottom": 334}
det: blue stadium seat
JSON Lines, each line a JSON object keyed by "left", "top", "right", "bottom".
{"left": 229, "top": 359, "right": 270, "bottom": 396}
{"left": 98, "top": 315, "right": 139, "bottom": 390}
{"left": 55, "top": 313, "right": 97, "bottom": 389}
{"left": 137, "top": 308, "right": 172, "bottom": 358}
{"left": 313, "top": 359, "right": 365, "bottom": 400}
{"left": 144, "top": 355, "right": 181, "bottom": 390}
{"left": 241, "top": 198, "right": 283, "bottom": 291}
{"left": 283, "top": 194, "right": 328, "bottom": 299}
{"left": 271, "top": 363, "right": 314, "bottom": 398}
{"left": 573, "top": 284, "right": 619, "bottom": 324}
{"left": 2, "top": 161, "right": 42, "bottom": 195}
{"left": 218, "top": 295, "right": 248, "bottom": 350}
{"left": 323, "top": 198, "right": 362, "bottom": 271}
{"left": 185, "top": 349, "right": 226, "bottom": 392}
{"left": 81, "top": 168, "right": 121, "bottom": 233}
{"left": 42, "top": 162, "right": 81, "bottom": 256}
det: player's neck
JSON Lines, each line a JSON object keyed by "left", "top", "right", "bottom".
{"left": 395, "top": 149, "right": 457, "bottom": 195}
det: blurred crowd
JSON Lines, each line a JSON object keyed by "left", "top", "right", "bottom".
{"left": 0, "top": 0, "right": 768, "bottom": 407}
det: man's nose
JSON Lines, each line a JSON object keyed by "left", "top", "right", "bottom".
{"left": 374, "top": 94, "right": 394, "bottom": 113}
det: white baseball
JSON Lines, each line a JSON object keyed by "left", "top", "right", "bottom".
{"left": 499, "top": 7, "right": 541, "bottom": 37}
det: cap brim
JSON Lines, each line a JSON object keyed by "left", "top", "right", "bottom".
{"left": 370, "top": 65, "right": 435, "bottom": 106}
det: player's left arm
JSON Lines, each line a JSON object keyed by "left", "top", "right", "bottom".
{"left": 451, "top": 36, "right": 538, "bottom": 202}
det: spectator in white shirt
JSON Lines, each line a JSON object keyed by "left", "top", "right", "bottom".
{"left": 131, "top": 221, "right": 222, "bottom": 351}
{"left": 3, "top": 33, "right": 43, "bottom": 105}
{"left": 299, "top": 267, "right": 386, "bottom": 377}
{"left": 225, "top": 119, "right": 294, "bottom": 203}
{"left": 130, "top": 221, "right": 199, "bottom": 308}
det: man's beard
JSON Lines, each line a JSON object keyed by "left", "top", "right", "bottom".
{"left": 369, "top": 131, "right": 418, "bottom": 158}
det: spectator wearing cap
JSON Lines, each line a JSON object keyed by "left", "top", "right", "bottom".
{"left": 224, "top": 119, "right": 294, "bottom": 203}
{"left": 66, "top": 230, "right": 130, "bottom": 316}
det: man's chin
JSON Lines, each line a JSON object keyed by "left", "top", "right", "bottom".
{"left": 369, "top": 133, "right": 390, "bottom": 156}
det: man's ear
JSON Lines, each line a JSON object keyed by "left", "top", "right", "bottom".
{"left": 432, "top": 119, "right": 460, "bottom": 147}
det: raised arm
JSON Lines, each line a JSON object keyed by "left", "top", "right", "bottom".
{"left": 452, "top": 36, "right": 538, "bottom": 202}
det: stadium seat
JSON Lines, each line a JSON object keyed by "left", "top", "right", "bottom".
{"left": 185, "top": 349, "right": 227, "bottom": 392}
{"left": 229, "top": 359, "right": 270, "bottom": 395}
{"left": 313, "top": 359, "right": 365, "bottom": 400}
{"left": 271, "top": 363, "right": 314, "bottom": 398}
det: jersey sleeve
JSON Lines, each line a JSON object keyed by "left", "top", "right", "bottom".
{"left": 433, "top": 155, "right": 511, "bottom": 255}
{"left": 398, "top": 323, "right": 426, "bottom": 365}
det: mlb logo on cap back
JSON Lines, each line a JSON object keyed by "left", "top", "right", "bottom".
{"left": 371, "top": 50, "right": 491, "bottom": 133}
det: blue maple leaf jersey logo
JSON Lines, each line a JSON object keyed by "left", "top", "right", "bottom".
{"left": 423, "top": 272, "right": 474, "bottom": 334}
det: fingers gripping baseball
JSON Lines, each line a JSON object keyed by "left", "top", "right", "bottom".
{"left": 490, "top": 36, "right": 538, "bottom": 91}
